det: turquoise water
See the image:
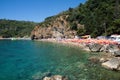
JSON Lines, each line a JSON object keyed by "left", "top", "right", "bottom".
{"left": 0, "top": 40, "right": 120, "bottom": 80}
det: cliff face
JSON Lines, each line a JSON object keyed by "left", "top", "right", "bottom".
{"left": 31, "top": 15, "right": 82, "bottom": 39}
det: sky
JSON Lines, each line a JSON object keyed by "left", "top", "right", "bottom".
{"left": 0, "top": 0, "right": 86, "bottom": 22}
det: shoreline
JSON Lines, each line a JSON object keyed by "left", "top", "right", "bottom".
{"left": 37, "top": 39, "right": 91, "bottom": 51}
{"left": 36, "top": 38, "right": 119, "bottom": 51}
{"left": 0, "top": 37, "right": 31, "bottom": 40}
{"left": 36, "top": 38, "right": 120, "bottom": 71}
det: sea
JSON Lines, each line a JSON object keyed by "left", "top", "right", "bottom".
{"left": 0, "top": 40, "right": 120, "bottom": 80}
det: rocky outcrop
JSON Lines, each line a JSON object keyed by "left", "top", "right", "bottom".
{"left": 88, "top": 43, "right": 103, "bottom": 52}
{"left": 114, "top": 51, "right": 120, "bottom": 57}
{"left": 84, "top": 43, "right": 120, "bottom": 71}
{"left": 31, "top": 15, "right": 83, "bottom": 40}
{"left": 101, "top": 57, "right": 120, "bottom": 70}
{"left": 99, "top": 57, "right": 110, "bottom": 63}
{"left": 84, "top": 43, "right": 120, "bottom": 55}
{"left": 105, "top": 44, "right": 120, "bottom": 53}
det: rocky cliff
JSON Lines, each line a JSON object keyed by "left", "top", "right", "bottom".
{"left": 31, "top": 15, "right": 84, "bottom": 40}
{"left": 31, "top": 0, "right": 120, "bottom": 39}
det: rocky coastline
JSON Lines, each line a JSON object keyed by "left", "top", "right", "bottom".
{"left": 34, "top": 38, "right": 120, "bottom": 80}
{"left": 36, "top": 39, "right": 120, "bottom": 71}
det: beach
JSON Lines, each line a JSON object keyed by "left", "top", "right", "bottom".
{"left": 36, "top": 38, "right": 119, "bottom": 50}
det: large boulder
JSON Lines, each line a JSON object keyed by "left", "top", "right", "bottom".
{"left": 101, "top": 57, "right": 120, "bottom": 70}
{"left": 43, "top": 77, "right": 51, "bottom": 80}
{"left": 106, "top": 44, "right": 120, "bottom": 53}
{"left": 88, "top": 43, "right": 103, "bottom": 52}
{"left": 100, "top": 57, "right": 109, "bottom": 63}
{"left": 100, "top": 44, "right": 109, "bottom": 52}
{"left": 80, "top": 43, "right": 91, "bottom": 51}
{"left": 113, "top": 50, "right": 120, "bottom": 57}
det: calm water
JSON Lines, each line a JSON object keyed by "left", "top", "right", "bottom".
{"left": 0, "top": 40, "right": 120, "bottom": 80}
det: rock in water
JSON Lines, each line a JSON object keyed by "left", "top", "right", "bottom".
{"left": 102, "top": 57, "right": 120, "bottom": 70}
{"left": 113, "top": 50, "right": 120, "bottom": 57}
{"left": 51, "top": 75, "right": 64, "bottom": 80}
{"left": 43, "top": 75, "right": 68, "bottom": 80}
{"left": 106, "top": 44, "right": 119, "bottom": 53}
{"left": 88, "top": 56, "right": 99, "bottom": 63}
{"left": 99, "top": 58, "right": 109, "bottom": 63}
{"left": 32, "top": 71, "right": 51, "bottom": 80}
{"left": 88, "top": 43, "right": 103, "bottom": 52}
{"left": 43, "top": 77, "right": 51, "bottom": 80}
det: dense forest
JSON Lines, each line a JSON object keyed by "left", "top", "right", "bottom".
{"left": 0, "top": 19, "right": 37, "bottom": 38}
{"left": 38, "top": 0, "right": 120, "bottom": 37}
{"left": 68, "top": 0, "right": 120, "bottom": 37}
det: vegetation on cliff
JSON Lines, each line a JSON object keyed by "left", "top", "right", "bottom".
{"left": 32, "top": 0, "right": 120, "bottom": 38}
{"left": 69, "top": 0, "right": 120, "bottom": 37}
{"left": 0, "top": 19, "right": 37, "bottom": 38}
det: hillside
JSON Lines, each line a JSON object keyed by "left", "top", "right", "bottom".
{"left": 31, "top": 15, "right": 84, "bottom": 39}
{"left": 31, "top": 12, "right": 85, "bottom": 39}
{"left": 31, "top": 0, "right": 120, "bottom": 39}
{"left": 0, "top": 19, "right": 37, "bottom": 38}
{"left": 74, "top": 0, "right": 120, "bottom": 37}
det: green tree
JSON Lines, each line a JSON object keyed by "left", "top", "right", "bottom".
{"left": 0, "top": 19, "right": 37, "bottom": 38}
